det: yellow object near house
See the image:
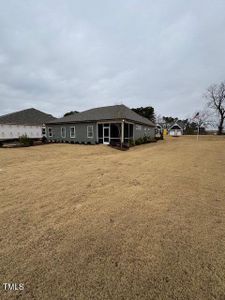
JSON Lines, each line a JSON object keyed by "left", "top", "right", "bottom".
{"left": 163, "top": 129, "right": 168, "bottom": 135}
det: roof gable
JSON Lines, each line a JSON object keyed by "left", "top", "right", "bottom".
{"left": 168, "top": 122, "right": 183, "bottom": 130}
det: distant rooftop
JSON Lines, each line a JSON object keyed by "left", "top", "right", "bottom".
{"left": 0, "top": 108, "right": 56, "bottom": 126}
{"left": 47, "top": 104, "right": 155, "bottom": 126}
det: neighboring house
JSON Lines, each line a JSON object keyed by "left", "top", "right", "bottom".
{"left": 46, "top": 104, "right": 155, "bottom": 144}
{"left": 168, "top": 122, "right": 183, "bottom": 136}
{"left": 0, "top": 108, "right": 55, "bottom": 141}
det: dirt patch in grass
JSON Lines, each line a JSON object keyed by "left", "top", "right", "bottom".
{"left": 0, "top": 136, "right": 225, "bottom": 299}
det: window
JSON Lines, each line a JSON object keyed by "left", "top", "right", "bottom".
{"left": 42, "top": 127, "right": 46, "bottom": 135}
{"left": 61, "top": 127, "right": 66, "bottom": 138}
{"left": 48, "top": 128, "right": 53, "bottom": 137}
{"left": 87, "top": 125, "right": 94, "bottom": 138}
{"left": 70, "top": 126, "right": 76, "bottom": 138}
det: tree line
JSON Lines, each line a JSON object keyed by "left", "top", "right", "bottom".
{"left": 133, "top": 81, "right": 225, "bottom": 135}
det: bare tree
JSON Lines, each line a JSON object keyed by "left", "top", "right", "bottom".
{"left": 155, "top": 114, "right": 163, "bottom": 124}
{"left": 191, "top": 109, "right": 213, "bottom": 133}
{"left": 204, "top": 82, "right": 225, "bottom": 134}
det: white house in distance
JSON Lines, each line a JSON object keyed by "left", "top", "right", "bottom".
{"left": 168, "top": 122, "right": 183, "bottom": 136}
{"left": 0, "top": 108, "right": 55, "bottom": 141}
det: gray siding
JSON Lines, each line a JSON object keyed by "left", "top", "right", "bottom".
{"left": 133, "top": 124, "right": 155, "bottom": 140}
{"left": 46, "top": 121, "right": 155, "bottom": 144}
{"left": 46, "top": 123, "right": 97, "bottom": 144}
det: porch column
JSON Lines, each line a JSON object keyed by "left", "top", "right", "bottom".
{"left": 121, "top": 120, "right": 124, "bottom": 144}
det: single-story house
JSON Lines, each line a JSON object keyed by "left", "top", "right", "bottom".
{"left": 46, "top": 104, "right": 155, "bottom": 144}
{"left": 0, "top": 108, "right": 55, "bottom": 141}
{"left": 168, "top": 122, "right": 183, "bottom": 136}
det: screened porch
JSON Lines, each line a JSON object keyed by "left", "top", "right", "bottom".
{"left": 98, "top": 122, "right": 134, "bottom": 145}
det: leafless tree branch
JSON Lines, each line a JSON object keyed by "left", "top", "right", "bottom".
{"left": 204, "top": 82, "right": 225, "bottom": 134}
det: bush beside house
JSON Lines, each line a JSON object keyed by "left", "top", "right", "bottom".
{"left": 19, "top": 135, "right": 33, "bottom": 147}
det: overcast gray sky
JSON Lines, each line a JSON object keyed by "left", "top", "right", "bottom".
{"left": 0, "top": 0, "right": 225, "bottom": 118}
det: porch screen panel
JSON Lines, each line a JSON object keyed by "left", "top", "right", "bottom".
{"left": 110, "top": 123, "right": 120, "bottom": 138}
{"left": 98, "top": 124, "right": 103, "bottom": 143}
{"left": 129, "top": 124, "right": 133, "bottom": 138}
{"left": 98, "top": 124, "right": 103, "bottom": 138}
{"left": 124, "top": 123, "right": 129, "bottom": 138}
{"left": 110, "top": 123, "right": 121, "bottom": 144}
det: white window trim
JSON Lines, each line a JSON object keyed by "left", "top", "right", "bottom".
{"left": 87, "top": 125, "right": 94, "bottom": 138}
{"left": 48, "top": 127, "right": 53, "bottom": 137}
{"left": 70, "top": 126, "right": 76, "bottom": 138}
{"left": 42, "top": 127, "right": 46, "bottom": 135}
{"left": 61, "top": 127, "right": 66, "bottom": 138}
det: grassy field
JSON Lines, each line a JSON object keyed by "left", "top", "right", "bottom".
{"left": 0, "top": 136, "right": 225, "bottom": 299}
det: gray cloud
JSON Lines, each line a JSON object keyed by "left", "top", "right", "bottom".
{"left": 0, "top": 0, "right": 225, "bottom": 118}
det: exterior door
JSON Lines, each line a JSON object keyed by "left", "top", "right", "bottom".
{"left": 103, "top": 125, "right": 110, "bottom": 144}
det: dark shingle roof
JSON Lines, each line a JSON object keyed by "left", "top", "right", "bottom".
{"left": 168, "top": 122, "right": 184, "bottom": 130}
{"left": 47, "top": 105, "right": 155, "bottom": 126}
{"left": 0, "top": 108, "right": 55, "bottom": 126}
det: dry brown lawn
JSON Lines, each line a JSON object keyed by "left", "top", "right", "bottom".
{"left": 0, "top": 136, "right": 225, "bottom": 300}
